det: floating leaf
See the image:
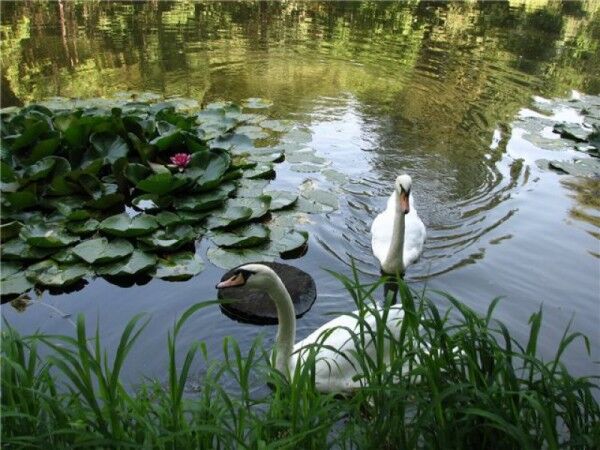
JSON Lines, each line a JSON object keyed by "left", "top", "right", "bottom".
{"left": 174, "top": 188, "right": 230, "bottom": 212}
{"left": 84, "top": 181, "right": 124, "bottom": 210}
{"left": 156, "top": 211, "right": 182, "bottom": 227}
{"left": 269, "top": 227, "right": 308, "bottom": 254}
{"left": 31, "top": 262, "right": 89, "bottom": 287}
{"left": 243, "top": 98, "right": 273, "bottom": 109}
{"left": 0, "top": 221, "right": 22, "bottom": 242}
{"left": 23, "top": 157, "right": 56, "bottom": 181}
{"left": 1, "top": 271, "right": 34, "bottom": 296}
{"left": 48, "top": 196, "right": 91, "bottom": 221}
{"left": 100, "top": 213, "right": 159, "bottom": 237}
{"left": 154, "top": 252, "right": 204, "bottom": 281}
{"left": 259, "top": 119, "right": 293, "bottom": 133}
{"left": 210, "top": 223, "right": 270, "bottom": 248}
{"left": 131, "top": 194, "right": 171, "bottom": 212}
{"left": 266, "top": 190, "right": 298, "bottom": 211}
{"left": 138, "top": 224, "right": 197, "bottom": 251}
{"left": 20, "top": 224, "right": 80, "bottom": 248}
{"left": 227, "top": 195, "right": 271, "bottom": 220}
{"left": 89, "top": 132, "right": 129, "bottom": 164}
{"left": 72, "top": 237, "right": 134, "bottom": 264}
{"left": 322, "top": 168, "right": 349, "bottom": 185}
{"left": 244, "top": 163, "right": 275, "bottom": 179}
{"left": 290, "top": 163, "right": 323, "bottom": 173}
{"left": 65, "top": 218, "right": 100, "bottom": 236}
{"left": 282, "top": 128, "right": 312, "bottom": 144}
{"left": 137, "top": 172, "right": 188, "bottom": 195}
{"left": 51, "top": 248, "right": 80, "bottom": 264}
{"left": 206, "top": 246, "right": 275, "bottom": 270}
{"left": 2, "top": 191, "right": 37, "bottom": 210}
{"left": 97, "top": 250, "right": 156, "bottom": 276}
{"left": 1, "top": 239, "right": 57, "bottom": 260}
{"left": 235, "top": 179, "right": 268, "bottom": 198}
{"left": 1, "top": 260, "right": 21, "bottom": 279}
{"left": 205, "top": 206, "right": 253, "bottom": 229}
{"left": 235, "top": 125, "right": 269, "bottom": 140}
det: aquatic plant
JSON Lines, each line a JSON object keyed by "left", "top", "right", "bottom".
{"left": 0, "top": 97, "right": 340, "bottom": 298}
{"left": 2, "top": 269, "right": 598, "bottom": 449}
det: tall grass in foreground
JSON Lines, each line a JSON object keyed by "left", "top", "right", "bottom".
{"left": 2, "top": 269, "right": 599, "bottom": 449}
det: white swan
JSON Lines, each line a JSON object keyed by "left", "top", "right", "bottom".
{"left": 216, "top": 263, "right": 404, "bottom": 393}
{"left": 371, "top": 174, "right": 426, "bottom": 274}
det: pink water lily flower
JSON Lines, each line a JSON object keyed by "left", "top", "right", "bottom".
{"left": 170, "top": 153, "right": 192, "bottom": 170}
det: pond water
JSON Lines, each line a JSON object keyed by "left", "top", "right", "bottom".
{"left": 1, "top": 1, "right": 599, "bottom": 383}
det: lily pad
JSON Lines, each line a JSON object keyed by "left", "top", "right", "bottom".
{"left": 97, "top": 250, "right": 156, "bottom": 276}
{"left": 0, "top": 221, "right": 23, "bottom": 242}
{"left": 156, "top": 211, "right": 183, "bottom": 227}
{"left": 131, "top": 194, "right": 171, "bottom": 212}
{"left": 71, "top": 238, "right": 134, "bottom": 264}
{"left": 137, "top": 172, "right": 188, "bottom": 195}
{"left": 138, "top": 224, "right": 197, "bottom": 251}
{"left": 290, "top": 163, "right": 323, "bottom": 173}
{"left": 235, "top": 179, "right": 268, "bottom": 197}
{"left": 322, "top": 168, "right": 349, "bottom": 185}
{"left": 100, "top": 213, "right": 159, "bottom": 237}
{"left": 154, "top": 252, "right": 205, "bottom": 281}
{"left": 66, "top": 218, "right": 100, "bottom": 236}
{"left": 1, "top": 261, "right": 22, "bottom": 279}
{"left": 259, "top": 119, "right": 293, "bottom": 133}
{"left": 244, "top": 163, "right": 275, "bottom": 179}
{"left": 243, "top": 98, "right": 273, "bottom": 109}
{"left": 30, "top": 261, "right": 89, "bottom": 287}
{"left": 211, "top": 223, "right": 270, "bottom": 248}
{"left": 51, "top": 248, "right": 81, "bottom": 264}
{"left": 282, "top": 128, "right": 312, "bottom": 144}
{"left": 285, "top": 150, "right": 327, "bottom": 165}
{"left": 20, "top": 224, "right": 80, "bottom": 248}
{"left": 269, "top": 228, "right": 308, "bottom": 254}
{"left": 547, "top": 158, "right": 600, "bottom": 177}
{"left": 205, "top": 206, "right": 253, "bottom": 229}
{"left": 206, "top": 246, "right": 276, "bottom": 270}
{"left": 299, "top": 184, "right": 339, "bottom": 213}
{"left": 1, "top": 271, "right": 34, "bottom": 296}
{"left": 173, "top": 188, "right": 230, "bottom": 212}
{"left": 227, "top": 195, "right": 271, "bottom": 220}
{"left": 265, "top": 190, "right": 298, "bottom": 211}
{"left": 1, "top": 239, "right": 58, "bottom": 260}
{"left": 235, "top": 125, "right": 269, "bottom": 140}
{"left": 89, "top": 132, "right": 129, "bottom": 164}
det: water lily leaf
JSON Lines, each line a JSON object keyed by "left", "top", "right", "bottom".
{"left": 299, "top": 185, "right": 339, "bottom": 212}
{"left": 186, "top": 149, "right": 231, "bottom": 190}
{"left": 137, "top": 172, "right": 188, "bottom": 195}
{"left": 51, "top": 248, "right": 81, "bottom": 264}
{"left": 100, "top": 213, "right": 159, "bottom": 237}
{"left": 2, "top": 191, "right": 37, "bottom": 210}
{"left": 259, "top": 119, "right": 293, "bottom": 133}
{"left": 0, "top": 161, "right": 16, "bottom": 183}
{"left": 89, "top": 132, "right": 129, "bottom": 164}
{"left": 235, "top": 179, "right": 268, "bottom": 197}
{"left": 131, "top": 194, "right": 171, "bottom": 212}
{"left": 231, "top": 154, "right": 257, "bottom": 170}
{"left": 248, "top": 151, "right": 284, "bottom": 163}
{"left": 243, "top": 98, "right": 273, "bottom": 109}
{"left": 548, "top": 158, "right": 600, "bottom": 177}
{"left": 205, "top": 206, "right": 253, "bottom": 229}
{"left": 285, "top": 150, "right": 327, "bottom": 165}
{"left": 66, "top": 218, "right": 100, "bottom": 236}
{"left": 322, "top": 169, "right": 349, "bottom": 185}
{"left": 282, "top": 128, "right": 312, "bottom": 144}
{"left": 1, "top": 260, "right": 21, "bottom": 279}
{"left": 31, "top": 262, "right": 90, "bottom": 287}
{"left": 1, "top": 239, "right": 57, "bottom": 260}
{"left": 22, "top": 156, "right": 56, "bottom": 181}
{"left": 265, "top": 190, "right": 298, "bottom": 211}
{"left": 210, "top": 133, "right": 254, "bottom": 152}
{"left": 173, "top": 187, "right": 230, "bottom": 212}
{"left": 177, "top": 210, "right": 211, "bottom": 224}
{"left": 211, "top": 223, "right": 270, "bottom": 248}
{"left": 97, "top": 250, "right": 156, "bottom": 276}
{"left": 244, "top": 163, "right": 275, "bottom": 179}
{"left": 138, "top": 224, "right": 197, "bottom": 251}
{"left": 85, "top": 183, "right": 125, "bottom": 209}
{"left": 290, "top": 163, "right": 323, "bottom": 173}
{"left": 206, "top": 246, "right": 276, "bottom": 269}
{"left": 125, "top": 163, "right": 152, "bottom": 185}
{"left": 154, "top": 252, "right": 205, "bottom": 281}
{"left": 150, "top": 128, "right": 184, "bottom": 151}
{"left": 22, "top": 136, "right": 61, "bottom": 165}
{"left": 227, "top": 195, "right": 271, "bottom": 220}
{"left": 72, "top": 237, "right": 134, "bottom": 264}
{"left": 20, "top": 224, "right": 80, "bottom": 248}
{"left": 0, "top": 221, "right": 22, "bottom": 242}
{"left": 156, "top": 211, "right": 182, "bottom": 227}
{"left": 235, "top": 125, "right": 269, "bottom": 140}
{"left": 553, "top": 123, "right": 589, "bottom": 142}
{"left": 269, "top": 227, "right": 308, "bottom": 254}
{"left": 48, "top": 196, "right": 90, "bottom": 220}
{"left": 1, "top": 271, "right": 34, "bottom": 296}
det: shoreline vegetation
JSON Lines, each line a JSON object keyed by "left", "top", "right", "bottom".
{"left": 2, "top": 269, "right": 599, "bottom": 449}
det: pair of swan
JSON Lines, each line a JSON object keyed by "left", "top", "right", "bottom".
{"left": 216, "top": 174, "right": 425, "bottom": 393}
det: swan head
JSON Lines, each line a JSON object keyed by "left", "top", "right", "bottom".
{"left": 394, "top": 174, "right": 411, "bottom": 214}
{"left": 215, "top": 263, "right": 277, "bottom": 290}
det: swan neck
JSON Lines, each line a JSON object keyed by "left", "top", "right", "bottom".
{"left": 267, "top": 276, "right": 296, "bottom": 375}
{"left": 382, "top": 192, "right": 405, "bottom": 274}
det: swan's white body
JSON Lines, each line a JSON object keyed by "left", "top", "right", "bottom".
{"left": 217, "top": 264, "right": 404, "bottom": 393}
{"left": 371, "top": 176, "right": 426, "bottom": 274}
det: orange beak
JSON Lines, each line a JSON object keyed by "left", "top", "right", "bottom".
{"left": 216, "top": 274, "right": 245, "bottom": 289}
{"left": 399, "top": 191, "right": 410, "bottom": 214}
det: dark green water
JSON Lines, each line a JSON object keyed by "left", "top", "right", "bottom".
{"left": 1, "top": 1, "right": 599, "bottom": 381}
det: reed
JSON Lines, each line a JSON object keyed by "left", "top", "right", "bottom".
{"left": 2, "top": 269, "right": 598, "bottom": 449}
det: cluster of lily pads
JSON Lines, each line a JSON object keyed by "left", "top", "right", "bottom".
{"left": 0, "top": 95, "right": 338, "bottom": 298}
{"left": 516, "top": 93, "right": 600, "bottom": 177}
